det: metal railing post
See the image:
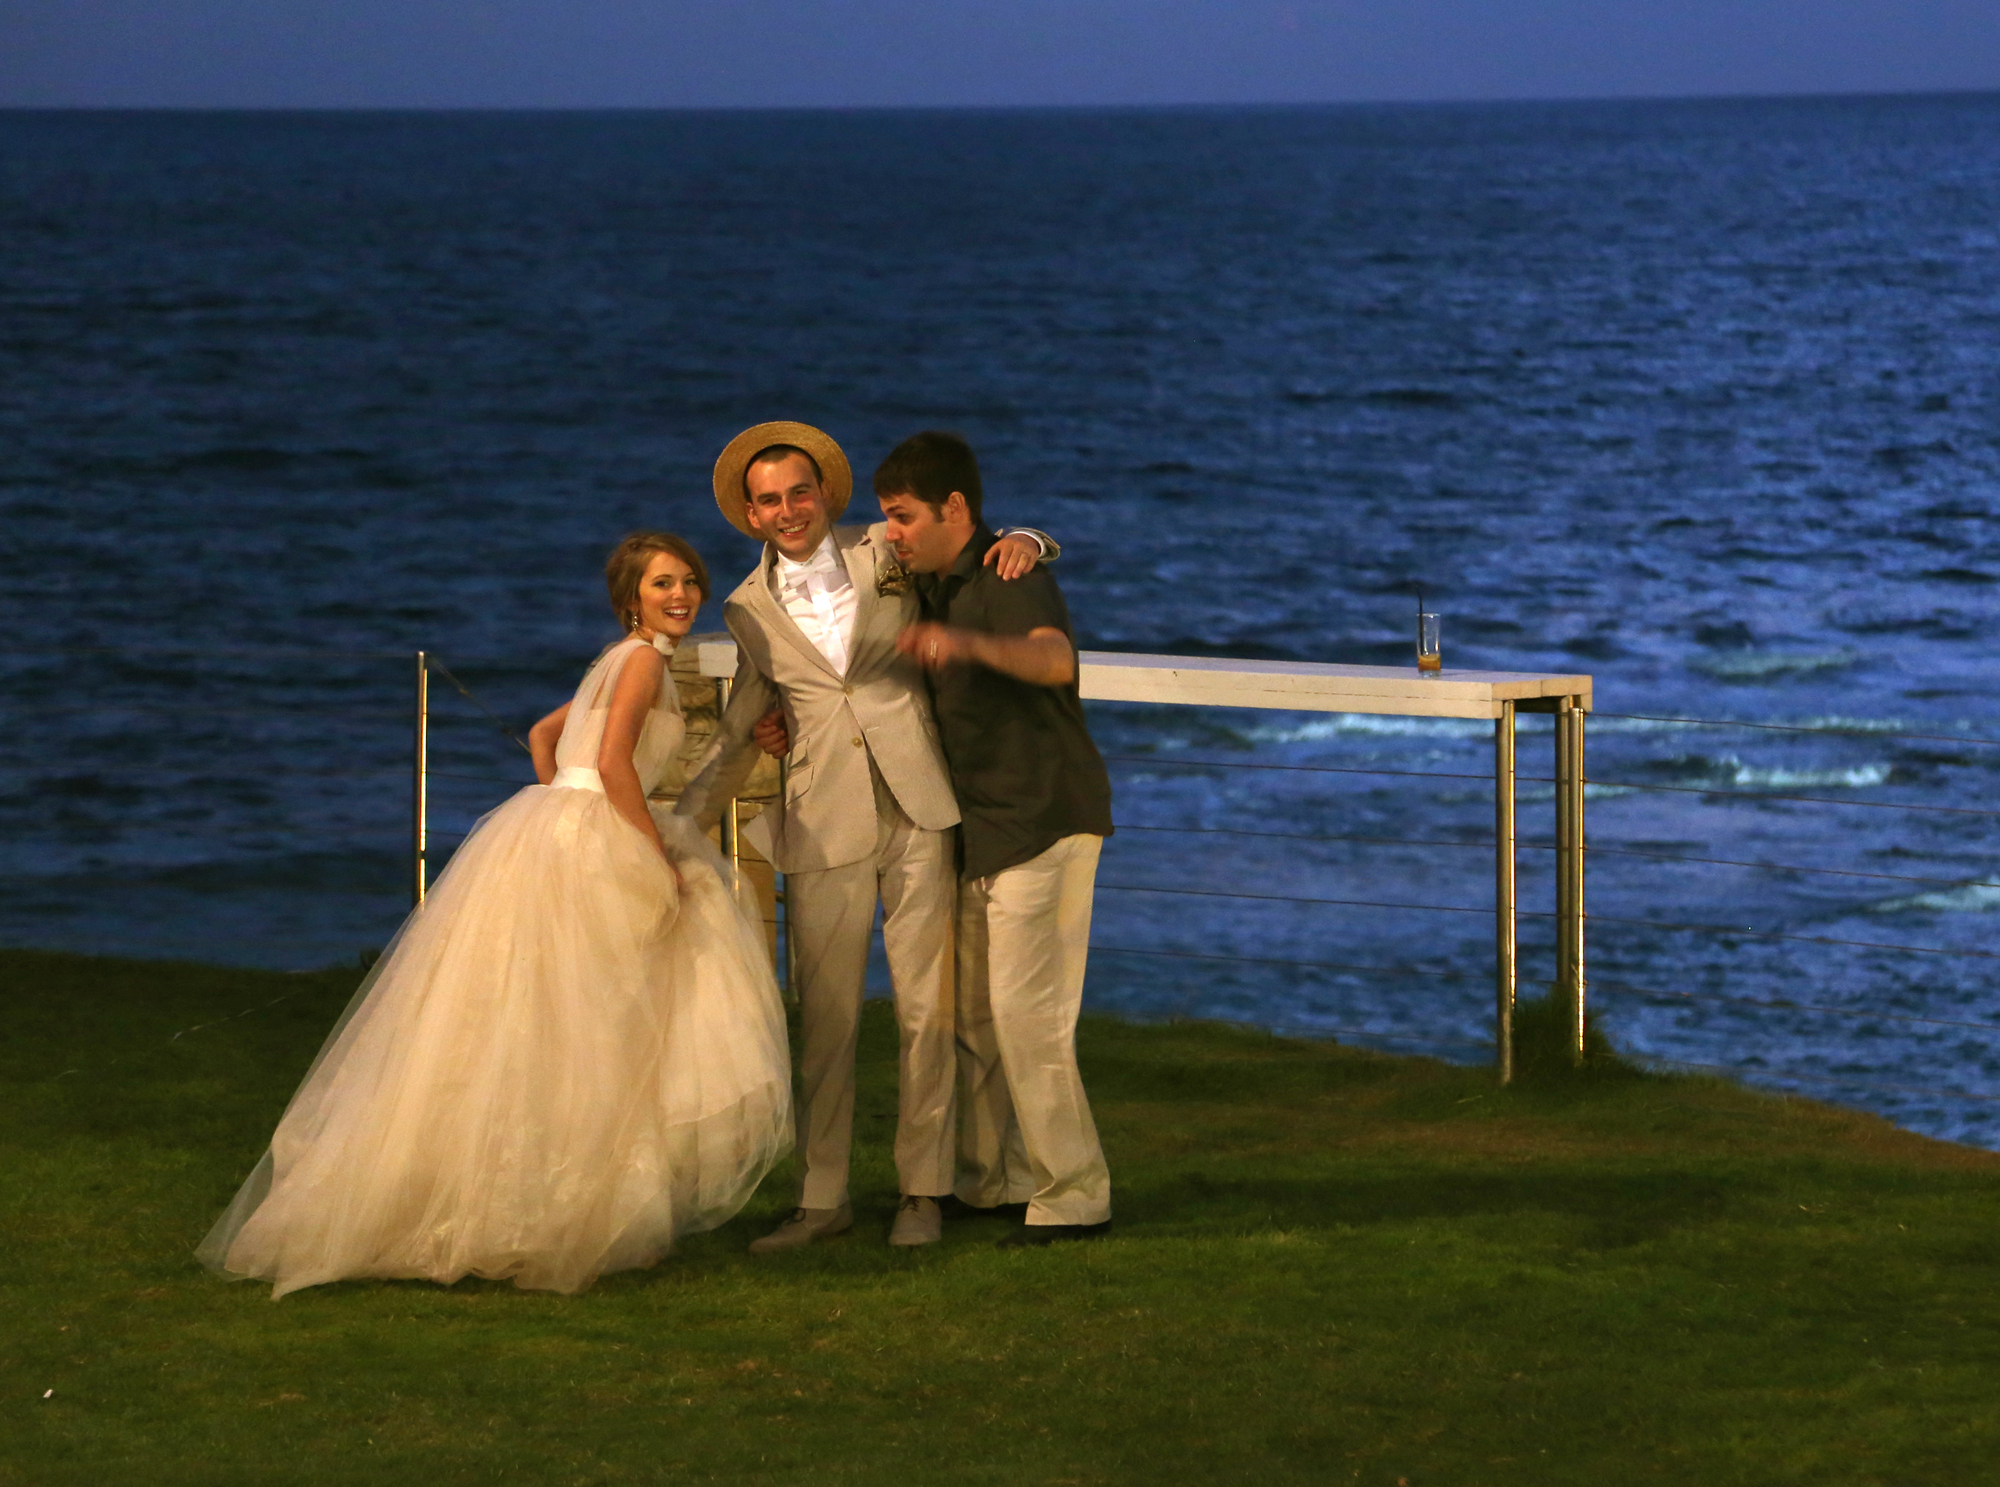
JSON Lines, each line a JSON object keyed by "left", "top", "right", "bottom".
{"left": 412, "top": 650, "right": 429, "bottom": 907}
{"left": 1494, "top": 699, "right": 1516, "bottom": 1084}
{"left": 714, "top": 672, "right": 740, "bottom": 887}
{"left": 777, "top": 757, "right": 795, "bottom": 1001}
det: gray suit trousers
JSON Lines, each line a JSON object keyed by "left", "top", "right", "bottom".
{"left": 786, "top": 762, "right": 958, "bottom": 1209}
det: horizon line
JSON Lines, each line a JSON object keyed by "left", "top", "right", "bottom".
{"left": 5, "top": 85, "right": 2000, "bottom": 116}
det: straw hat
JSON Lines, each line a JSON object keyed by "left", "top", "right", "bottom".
{"left": 711, "top": 421, "right": 853, "bottom": 538}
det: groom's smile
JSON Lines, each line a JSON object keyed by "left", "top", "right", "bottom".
{"left": 744, "top": 451, "right": 833, "bottom": 561}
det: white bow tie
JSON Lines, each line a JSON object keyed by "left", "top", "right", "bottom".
{"left": 778, "top": 545, "right": 842, "bottom": 592}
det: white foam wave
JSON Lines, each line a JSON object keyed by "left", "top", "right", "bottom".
{"left": 1588, "top": 713, "right": 1921, "bottom": 737}
{"left": 1688, "top": 650, "right": 1860, "bottom": 681}
{"left": 1644, "top": 753, "right": 1892, "bottom": 790}
{"left": 1725, "top": 760, "right": 1892, "bottom": 790}
{"left": 1871, "top": 883, "right": 2000, "bottom": 915}
{"left": 1243, "top": 714, "right": 1496, "bottom": 743}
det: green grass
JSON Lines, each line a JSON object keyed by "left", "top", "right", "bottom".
{"left": 4, "top": 948, "right": 2000, "bottom": 1485}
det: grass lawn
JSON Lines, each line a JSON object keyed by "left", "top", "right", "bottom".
{"left": 4, "top": 947, "right": 1999, "bottom": 1485}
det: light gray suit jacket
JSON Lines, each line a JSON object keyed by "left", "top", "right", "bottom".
{"left": 677, "top": 523, "right": 960, "bottom": 875}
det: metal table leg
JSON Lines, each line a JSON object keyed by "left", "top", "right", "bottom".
{"left": 1495, "top": 699, "right": 1517, "bottom": 1084}
{"left": 1556, "top": 696, "right": 1587, "bottom": 1062}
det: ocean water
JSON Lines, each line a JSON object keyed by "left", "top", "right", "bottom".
{"left": 4, "top": 98, "right": 1999, "bottom": 1142}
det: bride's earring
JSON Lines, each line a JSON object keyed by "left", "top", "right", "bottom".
{"left": 627, "top": 610, "right": 641, "bottom": 632}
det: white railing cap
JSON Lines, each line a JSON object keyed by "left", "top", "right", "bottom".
{"left": 697, "top": 640, "right": 740, "bottom": 679}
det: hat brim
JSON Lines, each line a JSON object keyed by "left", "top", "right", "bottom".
{"left": 712, "top": 422, "right": 853, "bottom": 539}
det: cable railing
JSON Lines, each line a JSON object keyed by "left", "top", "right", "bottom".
{"left": 1116, "top": 820, "right": 2000, "bottom": 892}
{"left": 8, "top": 641, "right": 1999, "bottom": 1139}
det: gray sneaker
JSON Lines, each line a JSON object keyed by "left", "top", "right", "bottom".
{"left": 888, "top": 1195, "right": 943, "bottom": 1248}
{"left": 748, "top": 1204, "right": 854, "bottom": 1254}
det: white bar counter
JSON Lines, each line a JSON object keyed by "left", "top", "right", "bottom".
{"left": 1077, "top": 649, "right": 1593, "bottom": 1081}
{"left": 1078, "top": 651, "right": 1591, "bottom": 721}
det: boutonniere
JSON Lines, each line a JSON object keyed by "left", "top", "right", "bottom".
{"left": 875, "top": 554, "right": 914, "bottom": 597}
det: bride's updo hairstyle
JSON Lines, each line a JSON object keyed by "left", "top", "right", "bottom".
{"left": 605, "top": 532, "right": 710, "bottom": 631}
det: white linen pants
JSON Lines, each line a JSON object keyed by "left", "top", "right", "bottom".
{"left": 954, "top": 832, "right": 1111, "bottom": 1226}
{"left": 785, "top": 764, "right": 957, "bottom": 1210}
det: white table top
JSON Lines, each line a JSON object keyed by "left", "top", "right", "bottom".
{"left": 1077, "top": 651, "right": 1591, "bottom": 720}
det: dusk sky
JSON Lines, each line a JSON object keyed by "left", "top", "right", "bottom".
{"left": 5, "top": 0, "right": 1999, "bottom": 109}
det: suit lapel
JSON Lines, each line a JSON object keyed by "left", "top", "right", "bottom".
{"left": 738, "top": 547, "right": 842, "bottom": 683}
{"left": 839, "top": 526, "right": 885, "bottom": 654}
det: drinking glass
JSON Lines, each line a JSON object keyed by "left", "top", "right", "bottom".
{"left": 1417, "top": 612, "right": 1441, "bottom": 673}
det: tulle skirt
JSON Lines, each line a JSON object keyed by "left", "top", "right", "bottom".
{"left": 198, "top": 784, "right": 792, "bottom": 1298}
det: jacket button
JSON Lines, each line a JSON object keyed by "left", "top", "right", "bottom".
{"left": 843, "top": 684, "right": 854, "bottom": 695}
{"left": 851, "top": 736, "right": 863, "bottom": 747}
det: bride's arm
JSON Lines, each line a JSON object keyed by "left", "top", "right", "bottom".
{"left": 597, "top": 649, "right": 669, "bottom": 860}
{"left": 528, "top": 702, "right": 569, "bottom": 786}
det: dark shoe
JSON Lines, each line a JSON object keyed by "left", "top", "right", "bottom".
{"left": 997, "top": 1220, "right": 1112, "bottom": 1248}
{"left": 938, "top": 1195, "right": 1030, "bottom": 1222}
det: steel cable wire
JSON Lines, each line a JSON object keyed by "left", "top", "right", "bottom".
{"left": 1164, "top": 1016, "right": 1492, "bottom": 1053}
{"left": 1583, "top": 912, "right": 2000, "bottom": 962}
{"left": 426, "top": 659, "right": 532, "bottom": 754}
{"left": 1098, "top": 883, "right": 2000, "bottom": 963}
{"left": 1090, "top": 943, "right": 1481, "bottom": 981}
{"left": 1110, "top": 822, "right": 2000, "bottom": 893}
{"left": 1558, "top": 845, "right": 2000, "bottom": 891}
{"left": 1095, "top": 948, "right": 2000, "bottom": 1041}
{"left": 1098, "top": 882, "right": 1505, "bottom": 917}
{"left": 1578, "top": 777, "right": 2000, "bottom": 817}
{"left": 1103, "top": 753, "right": 1491, "bottom": 782}
{"left": 1, "top": 760, "right": 420, "bottom": 783}
{"left": 1109, "top": 750, "right": 2000, "bottom": 818}
{"left": 1588, "top": 976, "right": 2000, "bottom": 1036}
{"left": 0, "top": 644, "right": 411, "bottom": 662}
{"left": 1594, "top": 711, "right": 2000, "bottom": 750}
{"left": 38, "top": 703, "right": 413, "bottom": 722}
{"left": 1622, "top": 1053, "right": 2000, "bottom": 1105}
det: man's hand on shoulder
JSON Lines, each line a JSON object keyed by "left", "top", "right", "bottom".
{"left": 983, "top": 531, "right": 1045, "bottom": 581}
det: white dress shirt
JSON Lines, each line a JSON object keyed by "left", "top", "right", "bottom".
{"left": 772, "top": 533, "right": 858, "bottom": 676}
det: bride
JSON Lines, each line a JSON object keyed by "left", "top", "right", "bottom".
{"left": 199, "top": 532, "right": 792, "bottom": 1298}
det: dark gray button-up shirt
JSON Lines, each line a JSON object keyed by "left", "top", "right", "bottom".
{"left": 917, "top": 525, "right": 1114, "bottom": 880}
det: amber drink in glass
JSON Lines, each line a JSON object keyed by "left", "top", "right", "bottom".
{"left": 1417, "top": 612, "right": 1441, "bottom": 673}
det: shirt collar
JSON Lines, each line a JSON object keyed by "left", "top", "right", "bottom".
{"left": 916, "top": 525, "right": 997, "bottom": 606}
{"left": 775, "top": 531, "right": 844, "bottom": 588}
{"left": 948, "top": 525, "right": 999, "bottom": 582}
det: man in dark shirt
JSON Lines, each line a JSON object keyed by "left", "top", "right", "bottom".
{"left": 875, "top": 431, "right": 1114, "bottom": 1246}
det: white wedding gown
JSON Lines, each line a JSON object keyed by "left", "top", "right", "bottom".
{"left": 199, "top": 635, "right": 792, "bottom": 1298}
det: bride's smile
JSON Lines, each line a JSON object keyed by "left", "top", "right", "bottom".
{"left": 635, "top": 551, "right": 702, "bottom": 641}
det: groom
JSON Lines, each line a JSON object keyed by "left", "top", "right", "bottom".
{"left": 677, "top": 421, "right": 1051, "bottom": 1252}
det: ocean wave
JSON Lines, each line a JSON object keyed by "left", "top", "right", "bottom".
{"left": 1589, "top": 713, "right": 1921, "bottom": 737}
{"left": 1519, "top": 783, "right": 1639, "bottom": 803}
{"left": 1727, "top": 761, "right": 1892, "bottom": 790}
{"left": 1647, "top": 753, "right": 1893, "bottom": 790}
{"left": 1687, "top": 650, "right": 1862, "bottom": 682}
{"left": 1242, "top": 715, "right": 1495, "bottom": 743}
{"left": 1871, "top": 883, "right": 2000, "bottom": 915}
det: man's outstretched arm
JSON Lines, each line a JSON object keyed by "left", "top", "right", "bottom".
{"left": 896, "top": 621, "right": 1075, "bottom": 688}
